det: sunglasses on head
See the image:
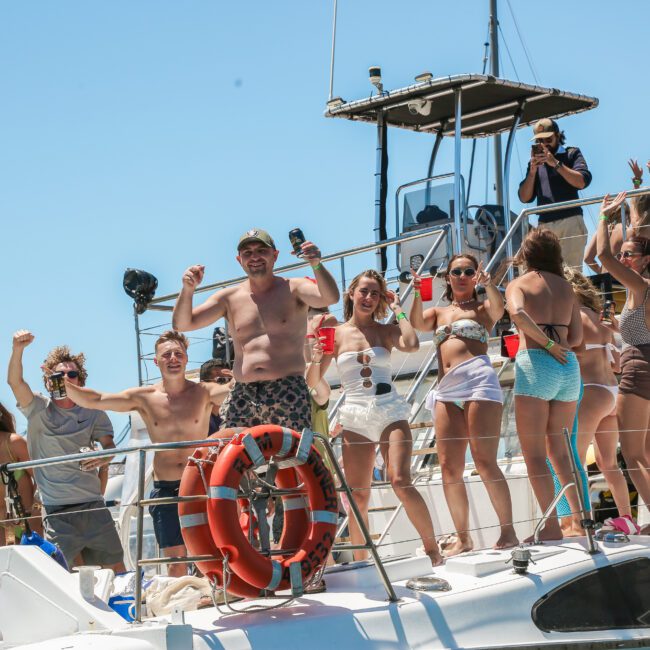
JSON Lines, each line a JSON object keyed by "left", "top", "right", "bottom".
{"left": 449, "top": 267, "right": 476, "bottom": 278}
{"left": 616, "top": 251, "right": 643, "bottom": 260}
{"left": 55, "top": 370, "right": 79, "bottom": 379}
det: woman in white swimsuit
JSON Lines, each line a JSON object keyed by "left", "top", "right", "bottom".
{"left": 308, "top": 269, "right": 442, "bottom": 565}
{"left": 565, "top": 269, "right": 638, "bottom": 532}
{"left": 410, "top": 254, "right": 517, "bottom": 556}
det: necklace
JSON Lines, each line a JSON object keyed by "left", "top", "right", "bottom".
{"left": 452, "top": 298, "right": 475, "bottom": 308}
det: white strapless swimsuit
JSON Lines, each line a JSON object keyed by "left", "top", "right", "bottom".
{"left": 336, "top": 347, "right": 411, "bottom": 442}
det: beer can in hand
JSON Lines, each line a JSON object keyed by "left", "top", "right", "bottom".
{"left": 289, "top": 228, "right": 306, "bottom": 256}
{"left": 50, "top": 372, "right": 67, "bottom": 400}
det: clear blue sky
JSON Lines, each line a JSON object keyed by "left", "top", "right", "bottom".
{"left": 2, "top": 0, "right": 648, "bottom": 436}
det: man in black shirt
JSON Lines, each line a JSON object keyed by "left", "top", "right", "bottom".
{"left": 518, "top": 118, "right": 592, "bottom": 269}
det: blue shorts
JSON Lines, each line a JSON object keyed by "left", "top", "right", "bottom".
{"left": 514, "top": 349, "right": 580, "bottom": 402}
{"left": 149, "top": 480, "right": 184, "bottom": 549}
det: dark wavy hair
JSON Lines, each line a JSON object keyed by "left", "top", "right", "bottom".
{"left": 515, "top": 227, "right": 564, "bottom": 276}
{"left": 343, "top": 269, "right": 389, "bottom": 321}
{"left": 0, "top": 403, "right": 16, "bottom": 433}
{"left": 444, "top": 254, "right": 479, "bottom": 303}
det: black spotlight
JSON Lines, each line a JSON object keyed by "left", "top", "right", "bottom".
{"left": 123, "top": 268, "right": 158, "bottom": 315}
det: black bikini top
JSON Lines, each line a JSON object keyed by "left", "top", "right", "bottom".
{"left": 537, "top": 323, "right": 569, "bottom": 343}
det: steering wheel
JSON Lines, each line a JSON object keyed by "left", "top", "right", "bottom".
{"left": 468, "top": 205, "right": 499, "bottom": 246}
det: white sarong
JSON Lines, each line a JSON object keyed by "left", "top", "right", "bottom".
{"left": 425, "top": 355, "right": 503, "bottom": 420}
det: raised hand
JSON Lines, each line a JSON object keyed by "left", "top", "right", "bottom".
{"left": 300, "top": 240, "right": 321, "bottom": 264}
{"left": 629, "top": 159, "right": 643, "bottom": 182}
{"left": 13, "top": 330, "right": 34, "bottom": 350}
{"left": 385, "top": 289, "right": 402, "bottom": 313}
{"left": 182, "top": 265, "right": 205, "bottom": 290}
{"left": 474, "top": 261, "right": 492, "bottom": 287}
{"left": 600, "top": 192, "right": 627, "bottom": 218}
{"left": 410, "top": 268, "right": 422, "bottom": 291}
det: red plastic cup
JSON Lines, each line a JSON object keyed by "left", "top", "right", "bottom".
{"left": 503, "top": 334, "right": 520, "bottom": 359}
{"left": 317, "top": 327, "right": 335, "bottom": 355}
{"left": 419, "top": 276, "right": 433, "bottom": 301}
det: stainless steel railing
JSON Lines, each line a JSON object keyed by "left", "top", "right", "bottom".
{"left": 484, "top": 186, "right": 650, "bottom": 275}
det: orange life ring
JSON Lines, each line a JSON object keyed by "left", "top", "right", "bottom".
{"left": 207, "top": 424, "right": 337, "bottom": 593}
{"left": 178, "top": 431, "right": 262, "bottom": 598}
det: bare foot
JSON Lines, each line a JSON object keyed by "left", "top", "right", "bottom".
{"left": 426, "top": 549, "right": 444, "bottom": 567}
{"left": 561, "top": 523, "right": 584, "bottom": 538}
{"left": 524, "top": 521, "right": 563, "bottom": 544}
{"left": 494, "top": 526, "right": 519, "bottom": 549}
{"left": 442, "top": 536, "right": 473, "bottom": 558}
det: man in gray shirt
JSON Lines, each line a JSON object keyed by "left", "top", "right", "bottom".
{"left": 7, "top": 330, "right": 124, "bottom": 571}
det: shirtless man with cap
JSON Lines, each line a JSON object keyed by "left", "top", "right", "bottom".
{"left": 63, "top": 330, "right": 231, "bottom": 576}
{"left": 172, "top": 229, "right": 340, "bottom": 432}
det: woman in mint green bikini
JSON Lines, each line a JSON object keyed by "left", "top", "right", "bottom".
{"left": 505, "top": 228, "right": 584, "bottom": 540}
{"left": 0, "top": 402, "right": 41, "bottom": 543}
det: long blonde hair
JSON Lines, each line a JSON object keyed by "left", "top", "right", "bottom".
{"left": 343, "top": 270, "right": 389, "bottom": 321}
{"left": 564, "top": 267, "right": 603, "bottom": 312}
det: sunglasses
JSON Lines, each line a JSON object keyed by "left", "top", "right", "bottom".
{"left": 204, "top": 376, "right": 230, "bottom": 385}
{"left": 616, "top": 251, "right": 643, "bottom": 260}
{"left": 449, "top": 267, "right": 476, "bottom": 278}
{"left": 54, "top": 370, "right": 79, "bottom": 379}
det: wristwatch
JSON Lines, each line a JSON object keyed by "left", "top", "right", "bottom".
{"left": 554, "top": 160, "right": 563, "bottom": 170}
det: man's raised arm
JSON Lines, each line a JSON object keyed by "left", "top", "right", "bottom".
{"left": 296, "top": 241, "right": 340, "bottom": 308}
{"left": 172, "top": 264, "right": 227, "bottom": 332}
{"left": 64, "top": 380, "right": 143, "bottom": 413}
{"left": 8, "top": 330, "right": 36, "bottom": 408}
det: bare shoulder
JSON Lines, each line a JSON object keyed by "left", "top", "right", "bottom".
{"left": 9, "top": 433, "right": 26, "bottom": 449}
{"left": 128, "top": 385, "right": 158, "bottom": 404}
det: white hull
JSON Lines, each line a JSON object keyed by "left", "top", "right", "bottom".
{"left": 4, "top": 539, "right": 650, "bottom": 650}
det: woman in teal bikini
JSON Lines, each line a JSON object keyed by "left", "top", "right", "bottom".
{"left": 0, "top": 402, "right": 41, "bottom": 543}
{"left": 505, "top": 228, "right": 584, "bottom": 540}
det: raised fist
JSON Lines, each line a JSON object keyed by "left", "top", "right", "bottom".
{"left": 182, "top": 265, "right": 205, "bottom": 290}
{"left": 13, "top": 330, "right": 34, "bottom": 350}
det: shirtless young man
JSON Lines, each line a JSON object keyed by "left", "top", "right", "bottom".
{"left": 63, "top": 330, "right": 231, "bottom": 576}
{"left": 172, "top": 228, "right": 340, "bottom": 431}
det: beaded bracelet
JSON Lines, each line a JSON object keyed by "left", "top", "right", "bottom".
{"left": 544, "top": 339, "right": 555, "bottom": 351}
{"left": 396, "top": 312, "right": 407, "bottom": 321}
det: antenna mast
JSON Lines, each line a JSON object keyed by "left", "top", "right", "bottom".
{"left": 489, "top": 0, "right": 504, "bottom": 208}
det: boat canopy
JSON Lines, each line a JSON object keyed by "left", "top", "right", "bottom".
{"left": 325, "top": 74, "right": 598, "bottom": 138}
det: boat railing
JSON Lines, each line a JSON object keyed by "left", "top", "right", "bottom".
{"left": 133, "top": 224, "right": 453, "bottom": 387}
{"left": 1, "top": 432, "right": 400, "bottom": 622}
{"left": 484, "top": 186, "right": 650, "bottom": 277}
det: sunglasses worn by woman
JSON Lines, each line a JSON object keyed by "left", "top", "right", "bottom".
{"left": 306, "top": 269, "right": 443, "bottom": 566}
